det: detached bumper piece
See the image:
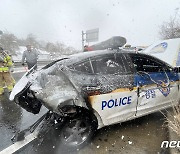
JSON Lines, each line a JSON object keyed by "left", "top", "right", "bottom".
{"left": 11, "top": 111, "right": 58, "bottom": 143}
{"left": 11, "top": 111, "right": 65, "bottom": 143}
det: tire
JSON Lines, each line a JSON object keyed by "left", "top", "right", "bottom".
{"left": 59, "top": 113, "right": 96, "bottom": 149}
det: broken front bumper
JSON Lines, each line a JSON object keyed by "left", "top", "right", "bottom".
{"left": 14, "top": 87, "right": 42, "bottom": 114}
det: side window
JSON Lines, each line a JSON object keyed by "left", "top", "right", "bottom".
{"left": 72, "top": 60, "right": 93, "bottom": 74}
{"left": 116, "top": 53, "right": 134, "bottom": 74}
{"left": 91, "top": 54, "right": 125, "bottom": 75}
{"left": 130, "top": 55, "right": 169, "bottom": 72}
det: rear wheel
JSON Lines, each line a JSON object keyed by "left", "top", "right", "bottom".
{"left": 59, "top": 113, "right": 96, "bottom": 149}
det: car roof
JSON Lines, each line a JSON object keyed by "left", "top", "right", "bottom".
{"left": 69, "top": 49, "right": 117, "bottom": 59}
{"left": 57, "top": 49, "right": 173, "bottom": 68}
{"left": 67, "top": 49, "right": 129, "bottom": 62}
{"left": 68, "top": 49, "right": 165, "bottom": 59}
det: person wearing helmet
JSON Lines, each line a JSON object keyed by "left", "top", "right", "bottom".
{"left": 0, "top": 46, "right": 14, "bottom": 95}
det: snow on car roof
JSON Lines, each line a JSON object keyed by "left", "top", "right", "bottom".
{"left": 49, "top": 49, "right": 172, "bottom": 69}
{"left": 68, "top": 49, "right": 131, "bottom": 60}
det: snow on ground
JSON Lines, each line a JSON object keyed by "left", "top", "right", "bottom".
{"left": 16, "top": 46, "right": 49, "bottom": 55}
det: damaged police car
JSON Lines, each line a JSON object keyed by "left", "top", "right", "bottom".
{"left": 10, "top": 49, "right": 180, "bottom": 148}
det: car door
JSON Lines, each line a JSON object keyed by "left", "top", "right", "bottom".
{"left": 65, "top": 58, "right": 96, "bottom": 96}
{"left": 130, "top": 54, "right": 179, "bottom": 116}
{"left": 88, "top": 53, "right": 137, "bottom": 126}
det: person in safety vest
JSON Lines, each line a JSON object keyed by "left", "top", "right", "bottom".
{"left": 0, "top": 46, "right": 14, "bottom": 95}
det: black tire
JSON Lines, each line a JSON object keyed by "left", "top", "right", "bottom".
{"left": 59, "top": 113, "right": 96, "bottom": 149}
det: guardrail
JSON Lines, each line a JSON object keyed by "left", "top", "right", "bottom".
{"left": 14, "top": 60, "right": 52, "bottom": 66}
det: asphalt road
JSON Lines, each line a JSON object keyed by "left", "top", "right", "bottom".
{"left": 0, "top": 66, "right": 169, "bottom": 154}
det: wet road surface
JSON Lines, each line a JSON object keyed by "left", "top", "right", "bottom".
{"left": 12, "top": 112, "right": 169, "bottom": 154}
{"left": 0, "top": 66, "right": 169, "bottom": 154}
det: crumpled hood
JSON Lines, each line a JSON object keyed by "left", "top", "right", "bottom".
{"left": 10, "top": 63, "right": 86, "bottom": 113}
{"left": 9, "top": 72, "right": 30, "bottom": 101}
{"left": 34, "top": 65, "right": 83, "bottom": 111}
{"left": 9, "top": 67, "right": 37, "bottom": 101}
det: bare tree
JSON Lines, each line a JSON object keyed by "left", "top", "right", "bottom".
{"left": 25, "top": 33, "right": 40, "bottom": 49}
{"left": 0, "top": 31, "right": 79, "bottom": 56}
{"left": 45, "top": 42, "right": 64, "bottom": 54}
{"left": 56, "top": 42, "right": 65, "bottom": 53}
{"left": 45, "top": 41, "right": 80, "bottom": 57}
{"left": 159, "top": 8, "right": 180, "bottom": 39}
{"left": 0, "top": 32, "right": 19, "bottom": 54}
{"left": 45, "top": 42, "right": 57, "bottom": 53}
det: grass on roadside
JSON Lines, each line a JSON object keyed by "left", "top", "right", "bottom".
{"left": 165, "top": 105, "right": 180, "bottom": 137}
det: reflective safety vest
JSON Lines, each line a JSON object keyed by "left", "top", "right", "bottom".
{"left": 0, "top": 51, "right": 13, "bottom": 72}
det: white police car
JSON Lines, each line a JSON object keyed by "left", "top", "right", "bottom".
{"left": 10, "top": 49, "right": 180, "bottom": 148}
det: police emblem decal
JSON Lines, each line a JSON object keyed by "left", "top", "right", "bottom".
{"left": 158, "top": 81, "right": 170, "bottom": 97}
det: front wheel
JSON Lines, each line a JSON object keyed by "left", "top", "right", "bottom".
{"left": 59, "top": 113, "right": 96, "bottom": 149}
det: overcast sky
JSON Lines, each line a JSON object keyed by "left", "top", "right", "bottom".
{"left": 0, "top": 0, "right": 180, "bottom": 49}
